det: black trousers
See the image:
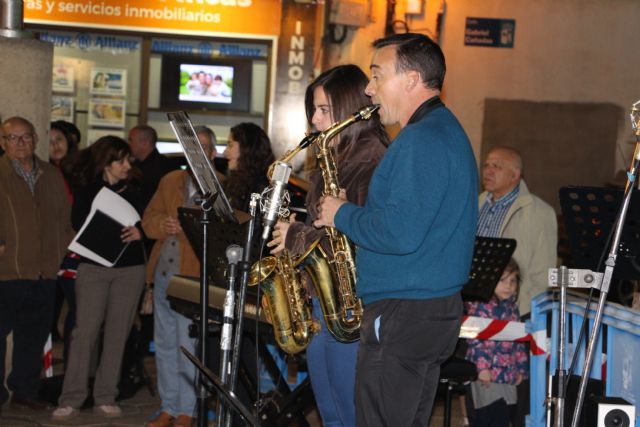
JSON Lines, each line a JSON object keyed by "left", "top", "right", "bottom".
{"left": 473, "top": 398, "right": 515, "bottom": 427}
{"left": 0, "top": 279, "right": 56, "bottom": 405}
{"left": 355, "top": 294, "right": 462, "bottom": 427}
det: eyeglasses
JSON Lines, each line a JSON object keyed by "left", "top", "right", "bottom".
{"left": 3, "top": 133, "right": 34, "bottom": 144}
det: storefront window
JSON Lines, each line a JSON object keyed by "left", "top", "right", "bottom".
{"left": 40, "top": 30, "right": 142, "bottom": 146}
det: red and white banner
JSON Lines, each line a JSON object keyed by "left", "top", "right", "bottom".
{"left": 460, "top": 315, "right": 547, "bottom": 356}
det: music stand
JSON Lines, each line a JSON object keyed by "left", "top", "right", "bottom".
{"left": 168, "top": 111, "right": 243, "bottom": 427}
{"left": 178, "top": 207, "right": 261, "bottom": 287}
{"left": 558, "top": 185, "right": 640, "bottom": 427}
{"left": 181, "top": 347, "right": 259, "bottom": 427}
{"left": 559, "top": 186, "right": 640, "bottom": 281}
{"left": 167, "top": 112, "right": 236, "bottom": 223}
{"left": 462, "top": 236, "right": 517, "bottom": 302}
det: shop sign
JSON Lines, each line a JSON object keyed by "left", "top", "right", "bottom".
{"left": 270, "top": 1, "right": 319, "bottom": 161}
{"left": 37, "top": 30, "right": 141, "bottom": 52}
{"left": 464, "top": 17, "right": 516, "bottom": 48}
{"left": 24, "top": 0, "right": 282, "bottom": 37}
{"left": 151, "top": 38, "right": 268, "bottom": 58}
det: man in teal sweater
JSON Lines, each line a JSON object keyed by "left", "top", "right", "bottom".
{"left": 315, "top": 33, "right": 478, "bottom": 426}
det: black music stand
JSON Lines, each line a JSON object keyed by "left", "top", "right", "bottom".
{"left": 168, "top": 111, "right": 245, "bottom": 427}
{"left": 560, "top": 186, "right": 640, "bottom": 281}
{"left": 462, "top": 236, "right": 517, "bottom": 302}
{"left": 178, "top": 207, "right": 261, "bottom": 287}
{"left": 181, "top": 347, "right": 259, "bottom": 427}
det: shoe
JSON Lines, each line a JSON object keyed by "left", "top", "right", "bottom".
{"left": 93, "top": 404, "right": 122, "bottom": 418}
{"left": 173, "top": 414, "right": 194, "bottom": 427}
{"left": 52, "top": 406, "right": 79, "bottom": 421}
{"left": 146, "top": 410, "right": 174, "bottom": 427}
{"left": 11, "top": 396, "right": 53, "bottom": 411}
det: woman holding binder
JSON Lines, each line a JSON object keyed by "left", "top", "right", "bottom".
{"left": 52, "top": 136, "right": 147, "bottom": 421}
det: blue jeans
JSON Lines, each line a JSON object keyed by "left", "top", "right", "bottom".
{"left": 306, "top": 298, "right": 358, "bottom": 427}
{"left": 154, "top": 271, "right": 197, "bottom": 417}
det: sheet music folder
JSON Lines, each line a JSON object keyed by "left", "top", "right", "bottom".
{"left": 462, "top": 236, "right": 517, "bottom": 302}
{"left": 76, "top": 210, "right": 129, "bottom": 264}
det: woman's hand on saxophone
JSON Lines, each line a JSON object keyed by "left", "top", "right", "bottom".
{"left": 267, "top": 212, "right": 296, "bottom": 254}
{"left": 314, "top": 189, "right": 348, "bottom": 229}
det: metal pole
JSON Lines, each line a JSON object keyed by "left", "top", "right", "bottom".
{"left": 555, "top": 266, "right": 568, "bottom": 427}
{"left": 197, "top": 199, "right": 212, "bottom": 427}
{"left": 225, "top": 194, "right": 260, "bottom": 427}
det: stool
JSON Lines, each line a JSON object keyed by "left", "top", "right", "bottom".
{"left": 438, "top": 356, "right": 477, "bottom": 427}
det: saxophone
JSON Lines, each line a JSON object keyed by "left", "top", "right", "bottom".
{"left": 249, "top": 104, "right": 379, "bottom": 350}
{"left": 247, "top": 239, "right": 320, "bottom": 355}
{"left": 302, "top": 104, "right": 380, "bottom": 343}
{"left": 247, "top": 136, "right": 321, "bottom": 355}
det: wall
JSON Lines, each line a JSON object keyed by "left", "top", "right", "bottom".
{"left": 323, "top": 0, "right": 640, "bottom": 208}
{"left": 0, "top": 37, "right": 53, "bottom": 160}
{"left": 439, "top": 0, "right": 640, "bottom": 170}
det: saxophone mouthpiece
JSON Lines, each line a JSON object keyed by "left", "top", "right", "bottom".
{"left": 299, "top": 131, "right": 320, "bottom": 149}
{"left": 354, "top": 104, "right": 381, "bottom": 121}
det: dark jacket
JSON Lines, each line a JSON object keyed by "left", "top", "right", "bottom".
{"left": 136, "top": 148, "right": 179, "bottom": 209}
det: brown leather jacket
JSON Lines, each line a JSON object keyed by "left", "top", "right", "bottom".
{"left": 285, "top": 134, "right": 387, "bottom": 260}
{"left": 142, "top": 170, "right": 200, "bottom": 283}
{"left": 0, "top": 156, "right": 73, "bottom": 280}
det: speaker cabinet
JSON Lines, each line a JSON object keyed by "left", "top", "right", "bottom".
{"left": 586, "top": 396, "right": 636, "bottom": 427}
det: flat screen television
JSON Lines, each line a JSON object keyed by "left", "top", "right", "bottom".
{"left": 160, "top": 55, "right": 252, "bottom": 112}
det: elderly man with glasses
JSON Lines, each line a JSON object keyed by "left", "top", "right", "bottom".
{"left": 0, "top": 116, "right": 73, "bottom": 412}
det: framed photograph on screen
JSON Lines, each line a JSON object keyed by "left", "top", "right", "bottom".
{"left": 88, "top": 98, "right": 126, "bottom": 128}
{"left": 52, "top": 63, "right": 75, "bottom": 93}
{"left": 89, "top": 68, "right": 127, "bottom": 96}
{"left": 51, "top": 96, "right": 74, "bottom": 122}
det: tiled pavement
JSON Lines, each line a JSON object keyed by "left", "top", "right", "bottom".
{"left": 0, "top": 343, "right": 465, "bottom": 427}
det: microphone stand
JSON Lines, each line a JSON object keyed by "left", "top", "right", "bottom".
{"left": 225, "top": 193, "right": 260, "bottom": 427}
{"left": 216, "top": 245, "right": 243, "bottom": 427}
{"left": 569, "top": 104, "right": 640, "bottom": 427}
{"left": 554, "top": 266, "right": 569, "bottom": 427}
{"left": 196, "top": 193, "right": 215, "bottom": 427}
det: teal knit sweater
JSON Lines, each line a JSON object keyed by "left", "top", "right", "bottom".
{"left": 335, "top": 104, "right": 478, "bottom": 304}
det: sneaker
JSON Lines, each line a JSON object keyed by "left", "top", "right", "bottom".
{"left": 93, "top": 404, "right": 122, "bottom": 418}
{"left": 52, "top": 406, "right": 79, "bottom": 421}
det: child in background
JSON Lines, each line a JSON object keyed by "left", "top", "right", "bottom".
{"left": 465, "top": 259, "right": 528, "bottom": 427}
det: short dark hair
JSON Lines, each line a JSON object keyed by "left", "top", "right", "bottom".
{"left": 51, "top": 121, "right": 80, "bottom": 156}
{"left": 372, "top": 33, "right": 446, "bottom": 90}
{"left": 131, "top": 125, "right": 158, "bottom": 145}
{"left": 52, "top": 120, "right": 81, "bottom": 145}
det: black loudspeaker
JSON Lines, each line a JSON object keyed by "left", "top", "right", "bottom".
{"left": 586, "top": 396, "right": 636, "bottom": 427}
{"left": 553, "top": 375, "right": 603, "bottom": 427}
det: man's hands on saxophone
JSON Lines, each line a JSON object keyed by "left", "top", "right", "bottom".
{"left": 314, "top": 188, "right": 348, "bottom": 229}
{"left": 267, "top": 212, "right": 296, "bottom": 255}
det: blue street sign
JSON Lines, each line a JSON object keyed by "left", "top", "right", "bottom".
{"left": 465, "top": 17, "right": 516, "bottom": 48}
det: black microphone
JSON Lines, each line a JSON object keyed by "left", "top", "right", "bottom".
{"left": 261, "top": 161, "right": 292, "bottom": 242}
